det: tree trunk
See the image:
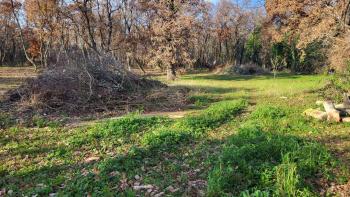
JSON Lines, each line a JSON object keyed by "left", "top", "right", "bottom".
{"left": 344, "top": 1, "right": 350, "bottom": 25}
{"left": 167, "top": 64, "right": 176, "bottom": 81}
{"left": 10, "top": 0, "right": 38, "bottom": 70}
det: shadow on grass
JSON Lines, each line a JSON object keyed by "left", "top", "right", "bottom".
{"left": 0, "top": 81, "right": 254, "bottom": 195}
{"left": 1, "top": 99, "right": 249, "bottom": 195}
{"left": 318, "top": 131, "right": 350, "bottom": 166}
{"left": 0, "top": 134, "right": 228, "bottom": 196}
{"left": 181, "top": 73, "right": 305, "bottom": 81}
{"left": 174, "top": 85, "right": 255, "bottom": 97}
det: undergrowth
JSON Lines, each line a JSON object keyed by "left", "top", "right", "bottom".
{"left": 322, "top": 60, "right": 350, "bottom": 102}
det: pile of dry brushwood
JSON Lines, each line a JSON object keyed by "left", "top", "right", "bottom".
{"left": 304, "top": 94, "right": 350, "bottom": 122}
{"left": 5, "top": 51, "right": 187, "bottom": 116}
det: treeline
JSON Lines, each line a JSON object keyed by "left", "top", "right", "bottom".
{"left": 0, "top": 0, "right": 270, "bottom": 78}
{"left": 2, "top": 0, "right": 327, "bottom": 79}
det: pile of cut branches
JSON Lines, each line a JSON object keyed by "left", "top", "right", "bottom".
{"left": 4, "top": 51, "right": 188, "bottom": 117}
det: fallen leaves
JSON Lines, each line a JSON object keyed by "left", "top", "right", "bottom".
{"left": 84, "top": 156, "right": 100, "bottom": 163}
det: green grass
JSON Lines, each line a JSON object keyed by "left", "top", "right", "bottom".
{"left": 142, "top": 99, "right": 247, "bottom": 149}
{"left": 1, "top": 72, "right": 349, "bottom": 196}
{"left": 206, "top": 106, "right": 338, "bottom": 196}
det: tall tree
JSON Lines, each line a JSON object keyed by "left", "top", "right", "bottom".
{"left": 141, "top": 0, "right": 202, "bottom": 80}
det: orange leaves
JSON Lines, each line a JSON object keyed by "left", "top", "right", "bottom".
{"left": 0, "top": 0, "right": 21, "bottom": 14}
{"left": 27, "top": 39, "right": 40, "bottom": 58}
{"left": 24, "top": 0, "right": 58, "bottom": 24}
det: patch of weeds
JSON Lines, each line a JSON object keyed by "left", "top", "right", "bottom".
{"left": 250, "top": 105, "right": 286, "bottom": 120}
{"left": 8, "top": 126, "right": 21, "bottom": 134}
{"left": 176, "top": 99, "right": 247, "bottom": 135}
{"left": 53, "top": 147, "right": 145, "bottom": 196}
{"left": 0, "top": 165, "right": 7, "bottom": 177}
{"left": 142, "top": 127, "right": 193, "bottom": 150}
{"left": 97, "top": 146, "right": 146, "bottom": 175}
{"left": 142, "top": 99, "right": 247, "bottom": 150}
{"left": 68, "top": 114, "right": 171, "bottom": 147}
{"left": 32, "top": 116, "right": 48, "bottom": 128}
{"left": 249, "top": 105, "right": 317, "bottom": 134}
{"left": 47, "top": 147, "right": 69, "bottom": 159}
{"left": 100, "top": 114, "right": 171, "bottom": 137}
{"left": 30, "top": 116, "right": 61, "bottom": 128}
{"left": 240, "top": 190, "right": 270, "bottom": 197}
{"left": 46, "top": 120, "right": 62, "bottom": 129}
{"left": 321, "top": 59, "right": 350, "bottom": 102}
{"left": 189, "top": 95, "right": 215, "bottom": 107}
{"left": 59, "top": 172, "right": 114, "bottom": 196}
{"left": 207, "top": 107, "right": 338, "bottom": 196}
{"left": 0, "top": 114, "right": 14, "bottom": 129}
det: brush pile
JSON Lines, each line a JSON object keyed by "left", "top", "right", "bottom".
{"left": 5, "top": 51, "right": 187, "bottom": 116}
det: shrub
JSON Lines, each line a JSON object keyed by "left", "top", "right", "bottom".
{"left": 301, "top": 39, "right": 327, "bottom": 73}
{"left": 270, "top": 33, "right": 302, "bottom": 73}
{"left": 270, "top": 35, "right": 328, "bottom": 74}
{"left": 244, "top": 28, "right": 262, "bottom": 65}
{"left": 229, "top": 64, "right": 268, "bottom": 75}
{"left": 322, "top": 59, "right": 350, "bottom": 102}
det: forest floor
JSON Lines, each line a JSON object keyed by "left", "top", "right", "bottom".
{"left": 0, "top": 67, "right": 350, "bottom": 196}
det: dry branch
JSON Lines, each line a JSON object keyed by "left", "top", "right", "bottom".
{"left": 5, "top": 51, "right": 187, "bottom": 117}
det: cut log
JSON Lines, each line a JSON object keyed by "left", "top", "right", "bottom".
{"left": 342, "top": 117, "right": 350, "bottom": 123}
{"left": 323, "top": 101, "right": 341, "bottom": 122}
{"left": 335, "top": 103, "right": 347, "bottom": 109}
{"left": 303, "top": 109, "right": 327, "bottom": 121}
{"left": 335, "top": 104, "right": 350, "bottom": 117}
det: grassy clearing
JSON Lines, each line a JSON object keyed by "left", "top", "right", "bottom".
{"left": 0, "top": 99, "right": 246, "bottom": 195}
{"left": 1, "top": 72, "right": 350, "bottom": 196}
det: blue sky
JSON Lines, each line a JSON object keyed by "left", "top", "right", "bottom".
{"left": 206, "top": 0, "right": 265, "bottom": 8}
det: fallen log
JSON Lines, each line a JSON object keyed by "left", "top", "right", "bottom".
{"left": 334, "top": 104, "right": 350, "bottom": 117}
{"left": 303, "top": 108, "right": 327, "bottom": 121}
{"left": 342, "top": 117, "right": 350, "bottom": 123}
{"left": 323, "top": 101, "right": 341, "bottom": 122}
